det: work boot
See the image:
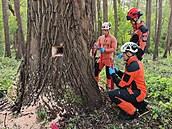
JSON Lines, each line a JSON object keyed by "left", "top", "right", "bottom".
{"left": 118, "top": 110, "right": 138, "bottom": 120}
{"left": 0, "top": 91, "right": 4, "bottom": 98}
{"left": 138, "top": 101, "right": 149, "bottom": 115}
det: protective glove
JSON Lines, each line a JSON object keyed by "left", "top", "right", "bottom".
{"left": 117, "top": 53, "right": 123, "bottom": 59}
{"left": 109, "top": 67, "right": 115, "bottom": 75}
{"left": 100, "top": 48, "right": 105, "bottom": 53}
{"left": 114, "top": 66, "right": 119, "bottom": 73}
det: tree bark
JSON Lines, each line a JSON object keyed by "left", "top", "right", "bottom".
{"left": 154, "top": 0, "right": 158, "bottom": 42}
{"left": 2, "top": 0, "right": 11, "bottom": 57}
{"left": 113, "top": 0, "right": 118, "bottom": 39}
{"left": 153, "top": 0, "right": 162, "bottom": 60}
{"left": 103, "top": 0, "right": 108, "bottom": 22}
{"left": 97, "top": 0, "right": 102, "bottom": 37}
{"left": 14, "top": 0, "right": 102, "bottom": 113}
{"left": 13, "top": 0, "right": 25, "bottom": 59}
{"left": 145, "top": 0, "right": 151, "bottom": 53}
{"left": 163, "top": 0, "right": 172, "bottom": 58}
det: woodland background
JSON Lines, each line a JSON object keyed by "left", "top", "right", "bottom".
{"left": 0, "top": 0, "right": 172, "bottom": 128}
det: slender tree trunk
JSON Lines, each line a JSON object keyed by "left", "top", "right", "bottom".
{"left": 163, "top": 0, "right": 172, "bottom": 58}
{"left": 145, "top": 0, "right": 151, "bottom": 53}
{"left": 154, "top": 0, "right": 158, "bottom": 42}
{"left": 97, "top": 0, "right": 102, "bottom": 37}
{"left": 103, "top": 0, "right": 108, "bottom": 22}
{"left": 136, "top": 0, "right": 139, "bottom": 8}
{"left": 14, "top": 0, "right": 102, "bottom": 113}
{"left": 2, "top": 0, "right": 11, "bottom": 57}
{"left": 14, "top": 29, "right": 23, "bottom": 58}
{"left": 118, "top": 0, "right": 120, "bottom": 5}
{"left": 153, "top": 0, "right": 162, "bottom": 60}
{"left": 13, "top": 0, "right": 25, "bottom": 59}
{"left": 113, "top": 0, "right": 118, "bottom": 39}
{"left": 93, "top": 0, "right": 97, "bottom": 41}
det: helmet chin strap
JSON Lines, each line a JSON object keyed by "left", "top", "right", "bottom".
{"left": 125, "top": 52, "right": 135, "bottom": 61}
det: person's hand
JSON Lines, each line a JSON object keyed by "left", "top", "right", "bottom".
{"left": 94, "top": 44, "right": 101, "bottom": 50}
{"left": 117, "top": 53, "right": 123, "bottom": 59}
{"left": 100, "top": 48, "right": 105, "bottom": 53}
{"left": 109, "top": 67, "right": 115, "bottom": 75}
{"left": 114, "top": 66, "right": 119, "bottom": 73}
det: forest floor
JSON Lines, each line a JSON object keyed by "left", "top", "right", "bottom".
{"left": 0, "top": 86, "right": 159, "bottom": 129}
{"left": 0, "top": 98, "right": 60, "bottom": 129}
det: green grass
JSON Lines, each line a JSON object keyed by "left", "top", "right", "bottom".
{"left": 0, "top": 57, "right": 20, "bottom": 90}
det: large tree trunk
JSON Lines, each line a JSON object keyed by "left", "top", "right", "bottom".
{"left": 145, "top": 0, "right": 151, "bottom": 53}
{"left": 153, "top": 0, "right": 162, "bottom": 60}
{"left": 14, "top": 0, "right": 25, "bottom": 59}
{"left": 14, "top": 0, "right": 102, "bottom": 114}
{"left": 97, "top": 0, "right": 102, "bottom": 37}
{"left": 163, "top": 0, "right": 172, "bottom": 58}
{"left": 113, "top": 0, "right": 118, "bottom": 39}
{"left": 2, "top": 0, "right": 11, "bottom": 57}
{"left": 103, "top": 0, "right": 108, "bottom": 22}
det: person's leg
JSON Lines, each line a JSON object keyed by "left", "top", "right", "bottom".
{"left": 105, "top": 66, "right": 111, "bottom": 89}
{"left": 105, "top": 58, "right": 113, "bottom": 89}
{"left": 108, "top": 89, "right": 136, "bottom": 114}
{"left": 95, "top": 59, "right": 104, "bottom": 82}
{"left": 133, "top": 100, "right": 149, "bottom": 114}
{"left": 108, "top": 89, "right": 138, "bottom": 120}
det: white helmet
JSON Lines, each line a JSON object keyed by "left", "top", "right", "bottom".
{"left": 102, "top": 22, "right": 111, "bottom": 30}
{"left": 121, "top": 42, "right": 139, "bottom": 53}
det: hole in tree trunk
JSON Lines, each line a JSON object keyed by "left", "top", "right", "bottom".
{"left": 52, "top": 45, "right": 63, "bottom": 58}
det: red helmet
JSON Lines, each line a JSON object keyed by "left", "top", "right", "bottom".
{"left": 126, "top": 8, "right": 143, "bottom": 20}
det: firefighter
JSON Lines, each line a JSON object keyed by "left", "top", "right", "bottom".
{"left": 118, "top": 8, "right": 149, "bottom": 60}
{"left": 108, "top": 42, "right": 148, "bottom": 120}
{"left": 94, "top": 22, "right": 117, "bottom": 90}
{"left": 127, "top": 8, "right": 149, "bottom": 60}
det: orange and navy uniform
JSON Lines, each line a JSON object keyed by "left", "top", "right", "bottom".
{"left": 108, "top": 56, "right": 147, "bottom": 115}
{"left": 130, "top": 22, "right": 149, "bottom": 60}
{"left": 95, "top": 34, "right": 117, "bottom": 88}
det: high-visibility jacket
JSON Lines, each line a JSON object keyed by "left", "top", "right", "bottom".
{"left": 112, "top": 56, "right": 147, "bottom": 102}
{"left": 130, "top": 22, "right": 149, "bottom": 51}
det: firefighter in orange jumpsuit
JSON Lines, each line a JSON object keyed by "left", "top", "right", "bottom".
{"left": 108, "top": 42, "right": 148, "bottom": 120}
{"left": 94, "top": 22, "right": 117, "bottom": 90}
{"left": 126, "top": 8, "right": 149, "bottom": 60}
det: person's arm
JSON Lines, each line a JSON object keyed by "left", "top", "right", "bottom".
{"left": 111, "top": 73, "right": 121, "bottom": 88}
{"left": 139, "top": 25, "right": 149, "bottom": 51}
{"left": 116, "top": 70, "right": 124, "bottom": 78}
{"left": 118, "top": 61, "right": 140, "bottom": 88}
{"left": 113, "top": 66, "right": 124, "bottom": 78}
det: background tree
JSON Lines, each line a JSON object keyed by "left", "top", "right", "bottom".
{"left": 113, "top": 0, "right": 118, "bottom": 39}
{"left": 153, "top": 0, "right": 162, "bottom": 60}
{"left": 97, "top": 0, "right": 102, "bottom": 37}
{"left": 163, "top": 0, "right": 172, "bottom": 58}
{"left": 2, "top": 0, "right": 11, "bottom": 57}
{"left": 145, "top": 0, "right": 152, "bottom": 53}
{"left": 13, "top": 0, "right": 25, "bottom": 59}
{"left": 154, "top": 0, "right": 158, "bottom": 43}
{"left": 103, "top": 0, "right": 108, "bottom": 22}
{"left": 14, "top": 0, "right": 102, "bottom": 113}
